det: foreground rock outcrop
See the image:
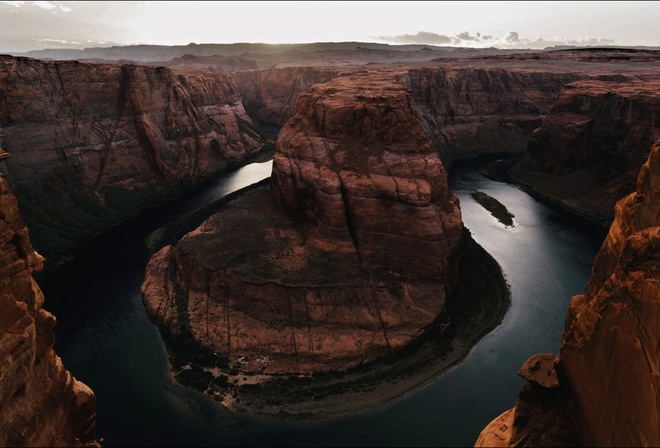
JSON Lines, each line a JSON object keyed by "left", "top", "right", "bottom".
{"left": 0, "top": 55, "right": 265, "bottom": 265}
{"left": 142, "top": 72, "right": 462, "bottom": 383}
{"left": 0, "top": 173, "right": 98, "bottom": 446}
{"left": 511, "top": 80, "right": 660, "bottom": 225}
{"left": 476, "top": 140, "right": 660, "bottom": 447}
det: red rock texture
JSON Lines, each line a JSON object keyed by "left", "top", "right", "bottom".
{"left": 271, "top": 72, "right": 463, "bottom": 278}
{"left": 406, "top": 67, "right": 587, "bottom": 163}
{"left": 0, "top": 55, "right": 265, "bottom": 263}
{"left": 559, "top": 139, "right": 660, "bottom": 447}
{"left": 142, "top": 72, "right": 462, "bottom": 376}
{"left": 0, "top": 173, "right": 98, "bottom": 446}
{"left": 232, "top": 67, "right": 340, "bottom": 126}
{"left": 514, "top": 80, "right": 660, "bottom": 224}
{"left": 476, "top": 140, "right": 660, "bottom": 447}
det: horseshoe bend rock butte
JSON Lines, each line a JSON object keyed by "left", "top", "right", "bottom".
{"left": 0, "top": 174, "right": 97, "bottom": 446}
{"left": 142, "top": 72, "right": 463, "bottom": 375}
{"left": 476, "top": 140, "right": 660, "bottom": 447}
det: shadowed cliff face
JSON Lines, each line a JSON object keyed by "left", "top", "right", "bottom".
{"left": 0, "top": 175, "right": 97, "bottom": 446}
{"left": 0, "top": 55, "right": 265, "bottom": 264}
{"left": 406, "top": 67, "right": 586, "bottom": 163}
{"left": 513, "top": 81, "right": 660, "bottom": 224}
{"left": 232, "top": 67, "right": 340, "bottom": 127}
{"left": 142, "top": 72, "right": 462, "bottom": 377}
{"left": 476, "top": 140, "right": 660, "bottom": 447}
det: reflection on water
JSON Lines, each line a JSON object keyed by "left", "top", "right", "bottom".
{"left": 45, "top": 161, "right": 600, "bottom": 447}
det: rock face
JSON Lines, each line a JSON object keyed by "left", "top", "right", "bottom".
{"left": 232, "top": 67, "right": 340, "bottom": 126}
{"left": 0, "top": 55, "right": 265, "bottom": 264}
{"left": 476, "top": 140, "right": 660, "bottom": 447}
{"left": 0, "top": 173, "right": 97, "bottom": 446}
{"left": 233, "top": 66, "right": 586, "bottom": 164}
{"left": 271, "top": 72, "right": 463, "bottom": 278}
{"left": 142, "top": 72, "right": 462, "bottom": 376}
{"left": 407, "top": 67, "right": 586, "bottom": 163}
{"left": 512, "top": 80, "right": 660, "bottom": 225}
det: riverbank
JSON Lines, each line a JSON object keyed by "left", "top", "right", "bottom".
{"left": 162, "top": 226, "right": 510, "bottom": 419}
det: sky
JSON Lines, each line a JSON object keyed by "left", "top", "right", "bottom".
{"left": 1, "top": 1, "right": 659, "bottom": 53}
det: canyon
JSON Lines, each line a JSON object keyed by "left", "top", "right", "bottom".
{"left": 0, "top": 173, "right": 97, "bottom": 446}
{"left": 140, "top": 72, "right": 473, "bottom": 412}
{"left": 476, "top": 139, "right": 660, "bottom": 447}
{"left": 0, "top": 55, "right": 266, "bottom": 269}
{"left": 0, "top": 45, "right": 658, "bottom": 445}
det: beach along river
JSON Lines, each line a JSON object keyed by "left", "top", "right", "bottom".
{"left": 43, "top": 159, "right": 602, "bottom": 447}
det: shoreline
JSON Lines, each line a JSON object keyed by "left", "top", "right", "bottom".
{"left": 161, "top": 227, "right": 511, "bottom": 420}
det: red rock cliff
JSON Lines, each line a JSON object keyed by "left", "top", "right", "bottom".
{"left": 512, "top": 80, "right": 660, "bottom": 225}
{"left": 406, "top": 67, "right": 586, "bottom": 163}
{"left": 0, "top": 55, "right": 265, "bottom": 263}
{"left": 142, "top": 72, "right": 462, "bottom": 378}
{"left": 232, "top": 67, "right": 340, "bottom": 126}
{"left": 476, "top": 140, "right": 660, "bottom": 447}
{"left": 271, "top": 71, "right": 462, "bottom": 278}
{"left": 0, "top": 173, "right": 98, "bottom": 446}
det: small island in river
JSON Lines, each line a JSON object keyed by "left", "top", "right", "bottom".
{"left": 470, "top": 191, "right": 516, "bottom": 227}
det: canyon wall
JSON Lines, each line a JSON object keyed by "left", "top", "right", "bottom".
{"left": 142, "top": 72, "right": 462, "bottom": 377}
{"left": 0, "top": 174, "right": 98, "bottom": 446}
{"left": 232, "top": 67, "right": 340, "bottom": 126}
{"left": 476, "top": 140, "right": 660, "bottom": 447}
{"left": 0, "top": 55, "right": 265, "bottom": 264}
{"left": 406, "top": 67, "right": 586, "bottom": 163}
{"left": 232, "top": 65, "right": 587, "bottom": 165}
{"left": 512, "top": 80, "right": 660, "bottom": 225}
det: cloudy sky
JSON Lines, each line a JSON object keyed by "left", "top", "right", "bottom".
{"left": 1, "top": 1, "right": 658, "bottom": 53}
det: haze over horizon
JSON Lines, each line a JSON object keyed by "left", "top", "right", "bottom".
{"left": 1, "top": 1, "right": 659, "bottom": 54}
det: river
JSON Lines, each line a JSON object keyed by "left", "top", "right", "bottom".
{"left": 43, "top": 159, "right": 602, "bottom": 447}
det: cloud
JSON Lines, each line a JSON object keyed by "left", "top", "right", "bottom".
{"left": 374, "top": 31, "right": 454, "bottom": 45}
{"left": 375, "top": 30, "right": 616, "bottom": 49}
{"left": 505, "top": 31, "right": 520, "bottom": 43}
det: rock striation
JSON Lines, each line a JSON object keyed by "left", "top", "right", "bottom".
{"left": 406, "top": 67, "right": 586, "bottom": 163}
{"left": 271, "top": 72, "right": 463, "bottom": 278}
{"left": 142, "top": 72, "right": 462, "bottom": 378}
{"left": 0, "top": 55, "right": 265, "bottom": 264}
{"left": 512, "top": 80, "right": 660, "bottom": 225}
{"left": 476, "top": 139, "right": 660, "bottom": 447}
{"left": 232, "top": 67, "right": 340, "bottom": 127}
{"left": 0, "top": 173, "right": 98, "bottom": 446}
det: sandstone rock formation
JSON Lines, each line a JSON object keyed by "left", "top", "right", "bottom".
{"left": 232, "top": 67, "right": 340, "bottom": 127}
{"left": 0, "top": 172, "right": 98, "bottom": 446}
{"left": 142, "top": 72, "right": 462, "bottom": 378}
{"left": 512, "top": 80, "right": 660, "bottom": 225}
{"left": 476, "top": 139, "right": 660, "bottom": 447}
{"left": 0, "top": 55, "right": 265, "bottom": 265}
{"left": 271, "top": 72, "right": 463, "bottom": 278}
{"left": 407, "top": 67, "right": 586, "bottom": 163}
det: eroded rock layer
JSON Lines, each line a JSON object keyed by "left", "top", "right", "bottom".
{"left": 407, "top": 67, "right": 586, "bottom": 163}
{"left": 142, "top": 72, "right": 462, "bottom": 376}
{"left": 0, "top": 55, "right": 264, "bottom": 263}
{"left": 512, "top": 80, "right": 660, "bottom": 225}
{"left": 560, "top": 139, "right": 660, "bottom": 447}
{"left": 271, "top": 72, "right": 463, "bottom": 278}
{"left": 0, "top": 174, "right": 97, "bottom": 446}
{"left": 476, "top": 140, "right": 660, "bottom": 447}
